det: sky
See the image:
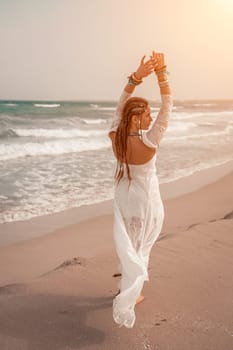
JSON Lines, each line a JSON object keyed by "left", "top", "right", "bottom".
{"left": 0, "top": 0, "right": 233, "bottom": 101}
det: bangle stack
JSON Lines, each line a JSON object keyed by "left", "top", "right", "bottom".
{"left": 127, "top": 72, "right": 143, "bottom": 86}
{"left": 159, "top": 80, "right": 169, "bottom": 88}
{"left": 155, "top": 65, "right": 170, "bottom": 88}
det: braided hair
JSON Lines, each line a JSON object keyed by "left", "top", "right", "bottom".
{"left": 115, "top": 97, "right": 149, "bottom": 184}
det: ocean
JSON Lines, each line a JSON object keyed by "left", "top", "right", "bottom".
{"left": 0, "top": 98, "right": 233, "bottom": 224}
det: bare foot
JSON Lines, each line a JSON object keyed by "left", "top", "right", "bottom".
{"left": 136, "top": 294, "right": 145, "bottom": 305}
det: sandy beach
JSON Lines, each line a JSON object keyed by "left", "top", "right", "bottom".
{"left": 0, "top": 165, "right": 232, "bottom": 350}
{"left": 1, "top": 0, "right": 233, "bottom": 348}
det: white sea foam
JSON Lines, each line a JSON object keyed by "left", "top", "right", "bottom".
{"left": 0, "top": 188, "right": 114, "bottom": 224}
{"left": 13, "top": 128, "right": 106, "bottom": 138}
{"left": 173, "top": 111, "right": 233, "bottom": 120}
{"left": 1, "top": 158, "right": 232, "bottom": 225}
{"left": 197, "top": 122, "right": 216, "bottom": 127}
{"left": 166, "top": 122, "right": 197, "bottom": 132}
{"left": 176, "top": 106, "right": 185, "bottom": 109}
{"left": 90, "top": 104, "right": 99, "bottom": 108}
{"left": 166, "top": 124, "right": 233, "bottom": 141}
{"left": 95, "top": 107, "right": 116, "bottom": 111}
{"left": 34, "top": 104, "right": 61, "bottom": 108}
{"left": 94, "top": 106, "right": 169, "bottom": 112}
{"left": 81, "top": 118, "right": 107, "bottom": 125}
{"left": 171, "top": 112, "right": 204, "bottom": 120}
{"left": 0, "top": 195, "right": 8, "bottom": 200}
{"left": 2, "top": 103, "right": 18, "bottom": 106}
{"left": 1, "top": 98, "right": 232, "bottom": 226}
{"left": 0, "top": 138, "right": 110, "bottom": 161}
{"left": 193, "top": 103, "right": 217, "bottom": 107}
{"left": 150, "top": 107, "right": 160, "bottom": 112}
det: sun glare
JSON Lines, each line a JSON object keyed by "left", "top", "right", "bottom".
{"left": 213, "top": 0, "right": 233, "bottom": 10}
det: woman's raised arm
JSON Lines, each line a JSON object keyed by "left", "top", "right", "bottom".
{"left": 142, "top": 52, "right": 173, "bottom": 149}
{"left": 108, "top": 56, "right": 154, "bottom": 136}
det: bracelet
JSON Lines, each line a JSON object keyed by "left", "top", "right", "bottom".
{"left": 128, "top": 78, "right": 142, "bottom": 86}
{"left": 156, "top": 70, "right": 170, "bottom": 76}
{"left": 159, "top": 79, "right": 169, "bottom": 84}
{"left": 159, "top": 81, "right": 169, "bottom": 88}
{"left": 132, "top": 72, "right": 142, "bottom": 82}
{"left": 128, "top": 78, "right": 138, "bottom": 86}
{"left": 127, "top": 73, "right": 143, "bottom": 86}
{"left": 155, "top": 65, "right": 170, "bottom": 76}
{"left": 159, "top": 79, "right": 168, "bottom": 85}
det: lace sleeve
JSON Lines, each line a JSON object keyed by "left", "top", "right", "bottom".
{"left": 142, "top": 94, "right": 173, "bottom": 149}
{"left": 108, "top": 89, "right": 132, "bottom": 134}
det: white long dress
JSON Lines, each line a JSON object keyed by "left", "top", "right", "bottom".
{"left": 109, "top": 89, "right": 173, "bottom": 328}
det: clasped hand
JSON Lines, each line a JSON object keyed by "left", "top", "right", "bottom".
{"left": 135, "top": 51, "right": 165, "bottom": 80}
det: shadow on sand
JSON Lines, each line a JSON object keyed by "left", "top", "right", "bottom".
{"left": 0, "top": 286, "right": 113, "bottom": 350}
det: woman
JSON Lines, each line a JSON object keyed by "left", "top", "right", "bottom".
{"left": 108, "top": 51, "right": 173, "bottom": 328}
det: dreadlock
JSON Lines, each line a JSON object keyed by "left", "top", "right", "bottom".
{"left": 114, "top": 96, "right": 149, "bottom": 184}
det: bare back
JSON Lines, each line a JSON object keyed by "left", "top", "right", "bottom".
{"left": 109, "top": 133, "right": 156, "bottom": 165}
